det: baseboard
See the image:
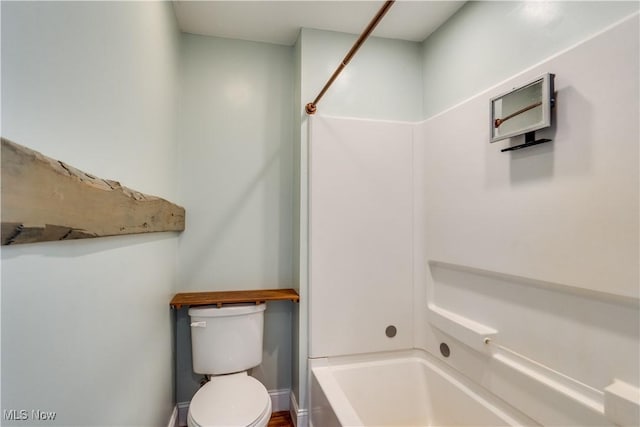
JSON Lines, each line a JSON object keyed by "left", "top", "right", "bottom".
{"left": 289, "top": 390, "right": 309, "bottom": 427}
{"left": 167, "top": 406, "right": 178, "bottom": 427}
{"left": 177, "top": 401, "right": 190, "bottom": 427}
{"left": 270, "top": 388, "right": 291, "bottom": 412}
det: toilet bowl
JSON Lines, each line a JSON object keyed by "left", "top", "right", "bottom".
{"left": 187, "top": 373, "right": 272, "bottom": 427}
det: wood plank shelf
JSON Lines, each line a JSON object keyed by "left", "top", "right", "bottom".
{"left": 170, "top": 288, "right": 299, "bottom": 309}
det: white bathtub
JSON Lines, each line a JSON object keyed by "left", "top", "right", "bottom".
{"left": 310, "top": 350, "right": 539, "bottom": 427}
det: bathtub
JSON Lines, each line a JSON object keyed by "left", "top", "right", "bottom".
{"left": 309, "top": 350, "right": 538, "bottom": 427}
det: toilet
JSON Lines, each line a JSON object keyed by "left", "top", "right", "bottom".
{"left": 187, "top": 303, "right": 272, "bottom": 427}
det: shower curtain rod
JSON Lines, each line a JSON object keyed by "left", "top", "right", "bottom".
{"left": 305, "top": 0, "right": 395, "bottom": 115}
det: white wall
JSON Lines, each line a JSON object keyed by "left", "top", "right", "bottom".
{"left": 176, "top": 33, "right": 294, "bottom": 403}
{"left": 294, "top": 28, "right": 423, "bottom": 412}
{"left": 308, "top": 116, "right": 414, "bottom": 358}
{"left": 1, "top": 2, "right": 180, "bottom": 425}
{"left": 414, "top": 13, "right": 639, "bottom": 426}
{"left": 421, "top": 1, "right": 640, "bottom": 119}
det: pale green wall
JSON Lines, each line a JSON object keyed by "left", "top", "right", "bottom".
{"left": 175, "top": 33, "right": 295, "bottom": 403}
{"left": 1, "top": 1, "right": 180, "bottom": 425}
{"left": 300, "top": 28, "right": 424, "bottom": 121}
{"left": 291, "top": 34, "right": 303, "bottom": 406}
{"left": 421, "top": 1, "right": 640, "bottom": 118}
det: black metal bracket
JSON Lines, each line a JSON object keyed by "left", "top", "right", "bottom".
{"left": 501, "top": 131, "right": 551, "bottom": 152}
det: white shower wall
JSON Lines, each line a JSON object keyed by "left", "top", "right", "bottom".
{"left": 294, "top": 30, "right": 423, "bottom": 411}
{"left": 308, "top": 117, "right": 414, "bottom": 358}
{"left": 414, "top": 14, "right": 639, "bottom": 426}
{"left": 308, "top": 13, "right": 639, "bottom": 427}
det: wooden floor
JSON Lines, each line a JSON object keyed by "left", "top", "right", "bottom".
{"left": 268, "top": 411, "right": 294, "bottom": 427}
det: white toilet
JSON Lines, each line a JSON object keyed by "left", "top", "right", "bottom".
{"left": 187, "top": 303, "right": 272, "bottom": 427}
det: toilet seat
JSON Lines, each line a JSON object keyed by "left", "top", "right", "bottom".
{"left": 187, "top": 373, "right": 272, "bottom": 427}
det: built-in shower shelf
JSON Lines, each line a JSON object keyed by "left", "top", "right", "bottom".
{"left": 170, "top": 288, "right": 299, "bottom": 309}
{"left": 427, "top": 304, "right": 497, "bottom": 352}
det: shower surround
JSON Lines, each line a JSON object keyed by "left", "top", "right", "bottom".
{"left": 307, "top": 14, "right": 639, "bottom": 427}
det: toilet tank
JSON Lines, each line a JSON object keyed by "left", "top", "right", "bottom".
{"left": 188, "top": 303, "right": 266, "bottom": 375}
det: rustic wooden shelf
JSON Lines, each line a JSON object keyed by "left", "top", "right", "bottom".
{"left": 170, "top": 288, "right": 299, "bottom": 309}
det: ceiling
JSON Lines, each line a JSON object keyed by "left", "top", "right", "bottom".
{"left": 172, "top": 1, "right": 466, "bottom": 46}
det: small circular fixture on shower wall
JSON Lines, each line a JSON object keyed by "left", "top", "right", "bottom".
{"left": 385, "top": 325, "right": 397, "bottom": 338}
{"left": 440, "top": 342, "right": 450, "bottom": 358}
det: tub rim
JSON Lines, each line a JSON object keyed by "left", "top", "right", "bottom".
{"left": 309, "top": 348, "right": 540, "bottom": 427}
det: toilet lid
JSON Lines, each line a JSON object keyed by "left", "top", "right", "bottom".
{"left": 190, "top": 374, "right": 270, "bottom": 427}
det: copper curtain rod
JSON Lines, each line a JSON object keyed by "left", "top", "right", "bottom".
{"left": 305, "top": 0, "right": 395, "bottom": 115}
